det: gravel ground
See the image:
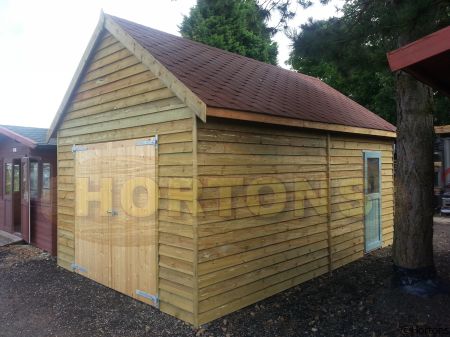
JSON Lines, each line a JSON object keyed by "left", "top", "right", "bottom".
{"left": 0, "top": 219, "right": 449, "bottom": 337}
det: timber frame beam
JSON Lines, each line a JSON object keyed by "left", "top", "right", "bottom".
{"left": 207, "top": 107, "right": 397, "bottom": 138}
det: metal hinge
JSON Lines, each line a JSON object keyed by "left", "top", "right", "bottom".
{"left": 136, "top": 135, "right": 158, "bottom": 147}
{"left": 72, "top": 145, "right": 88, "bottom": 152}
{"left": 71, "top": 263, "right": 88, "bottom": 273}
{"left": 136, "top": 289, "right": 159, "bottom": 307}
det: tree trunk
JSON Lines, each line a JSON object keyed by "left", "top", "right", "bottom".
{"left": 393, "top": 69, "right": 435, "bottom": 271}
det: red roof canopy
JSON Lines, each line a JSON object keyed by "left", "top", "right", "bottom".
{"left": 387, "top": 26, "right": 450, "bottom": 96}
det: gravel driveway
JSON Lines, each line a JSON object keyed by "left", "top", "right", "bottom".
{"left": 0, "top": 219, "right": 449, "bottom": 337}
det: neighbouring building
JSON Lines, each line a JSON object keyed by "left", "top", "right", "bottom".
{"left": 0, "top": 125, "right": 57, "bottom": 254}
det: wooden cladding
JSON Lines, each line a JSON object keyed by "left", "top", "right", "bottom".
{"left": 55, "top": 31, "right": 395, "bottom": 327}
{"left": 195, "top": 118, "right": 394, "bottom": 324}
{"left": 56, "top": 33, "right": 196, "bottom": 324}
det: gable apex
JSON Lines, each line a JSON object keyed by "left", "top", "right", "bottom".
{"left": 47, "top": 12, "right": 206, "bottom": 141}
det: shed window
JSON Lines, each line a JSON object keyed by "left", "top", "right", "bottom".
{"left": 42, "top": 163, "right": 51, "bottom": 190}
{"left": 30, "top": 162, "right": 39, "bottom": 199}
{"left": 367, "top": 158, "right": 380, "bottom": 194}
{"left": 5, "top": 163, "right": 12, "bottom": 195}
{"left": 13, "top": 164, "right": 20, "bottom": 192}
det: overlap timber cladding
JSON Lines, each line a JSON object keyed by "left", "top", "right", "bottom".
{"left": 55, "top": 30, "right": 394, "bottom": 326}
{"left": 195, "top": 118, "right": 394, "bottom": 324}
{"left": 56, "top": 33, "right": 196, "bottom": 322}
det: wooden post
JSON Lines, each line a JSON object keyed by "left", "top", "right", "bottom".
{"left": 326, "top": 133, "right": 333, "bottom": 273}
{"left": 192, "top": 115, "right": 200, "bottom": 327}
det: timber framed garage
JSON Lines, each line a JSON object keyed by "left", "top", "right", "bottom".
{"left": 0, "top": 125, "right": 57, "bottom": 254}
{"left": 49, "top": 13, "right": 396, "bottom": 326}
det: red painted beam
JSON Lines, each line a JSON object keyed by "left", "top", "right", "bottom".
{"left": 387, "top": 26, "right": 450, "bottom": 72}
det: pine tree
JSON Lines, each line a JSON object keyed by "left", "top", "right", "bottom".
{"left": 180, "top": 0, "right": 278, "bottom": 65}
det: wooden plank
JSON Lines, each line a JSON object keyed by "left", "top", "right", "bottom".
{"left": 160, "top": 256, "right": 194, "bottom": 276}
{"left": 74, "top": 71, "right": 156, "bottom": 102}
{"left": 105, "top": 15, "right": 207, "bottom": 121}
{"left": 71, "top": 79, "right": 165, "bottom": 112}
{"left": 207, "top": 107, "right": 396, "bottom": 138}
{"left": 67, "top": 88, "right": 176, "bottom": 121}
{"left": 198, "top": 240, "right": 328, "bottom": 288}
{"left": 198, "top": 263, "right": 329, "bottom": 324}
{"left": 87, "top": 48, "right": 132, "bottom": 72}
{"left": 77, "top": 63, "right": 150, "bottom": 94}
{"left": 160, "top": 302, "right": 195, "bottom": 325}
{"left": 83, "top": 55, "right": 140, "bottom": 83}
{"left": 63, "top": 98, "right": 185, "bottom": 130}
{"left": 60, "top": 107, "right": 192, "bottom": 138}
{"left": 58, "top": 119, "right": 192, "bottom": 146}
{"left": 198, "top": 222, "right": 327, "bottom": 262}
{"left": 199, "top": 248, "right": 328, "bottom": 301}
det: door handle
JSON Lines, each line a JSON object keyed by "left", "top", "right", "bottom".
{"left": 106, "top": 210, "right": 118, "bottom": 216}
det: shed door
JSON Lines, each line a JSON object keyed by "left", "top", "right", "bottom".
{"left": 364, "top": 151, "right": 382, "bottom": 252}
{"left": 74, "top": 138, "right": 158, "bottom": 306}
{"left": 21, "top": 157, "right": 31, "bottom": 243}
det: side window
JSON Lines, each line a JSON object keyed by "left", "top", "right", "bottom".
{"left": 42, "top": 163, "right": 51, "bottom": 190}
{"left": 13, "top": 164, "right": 20, "bottom": 192}
{"left": 30, "top": 162, "right": 39, "bottom": 199}
{"left": 5, "top": 163, "right": 12, "bottom": 195}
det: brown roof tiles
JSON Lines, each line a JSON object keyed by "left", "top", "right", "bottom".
{"left": 110, "top": 15, "right": 396, "bottom": 132}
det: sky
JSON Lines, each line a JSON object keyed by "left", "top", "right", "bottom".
{"left": 0, "top": 0, "right": 340, "bottom": 128}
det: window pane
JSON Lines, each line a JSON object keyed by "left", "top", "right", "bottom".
{"left": 367, "top": 157, "right": 380, "bottom": 194}
{"left": 5, "top": 163, "right": 12, "bottom": 194}
{"left": 42, "top": 163, "right": 51, "bottom": 189}
{"left": 30, "top": 162, "right": 39, "bottom": 199}
{"left": 13, "top": 164, "right": 20, "bottom": 192}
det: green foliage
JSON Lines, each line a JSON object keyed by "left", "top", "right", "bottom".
{"left": 180, "top": 0, "right": 278, "bottom": 64}
{"left": 288, "top": 0, "right": 450, "bottom": 125}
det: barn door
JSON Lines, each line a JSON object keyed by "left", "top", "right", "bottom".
{"left": 364, "top": 151, "right": 382, "bottom": 252}
{"left": 21, "top": 157, "right": 31, "bottom": 243}
{"left": 74, "top": 142, "right": 112, "bottom": 287}
{"left": 74, "top": 137, "right": 158, "bottom": 306}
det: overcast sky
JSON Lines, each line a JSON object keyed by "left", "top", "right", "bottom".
{"left": 0, "top": 0, "right": 340, "bottom": 128}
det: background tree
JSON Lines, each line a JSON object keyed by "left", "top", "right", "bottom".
{"left": 289, "top": 0, "right": 450, "bottom": 289}
{"left": 180, "top": 0, "right": 282, "bottom": 64}
{"left": 179, "top": 0, "right": 295, "bottom": 64}
{"left": 288, "top": 13, "right": 450, "bottom": 125}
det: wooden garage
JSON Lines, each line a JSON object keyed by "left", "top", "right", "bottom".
{"left": 0, "top": 125, "right": 57, "bottom": 254}
{"left": 48, "top": 14, "right": 396, "bottom": 326}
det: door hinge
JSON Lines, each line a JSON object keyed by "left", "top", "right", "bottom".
{"left": 136, "top": 135, "right": 158, "bottom": 147}
{"left": 136, "top": 289, "right": 159, "bottom": 307}
{"left": 72, "top": 145, "right": 88, "bottom": 153}
{"left": 71, "top": 263, "right": 88, "bottom": 273}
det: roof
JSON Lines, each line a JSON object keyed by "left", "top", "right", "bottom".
{"left": 111, "top": 16, "right": 395, "bottom": 133}
{"left": 0, "top": 125, "right": 56, "bottom": 147}
{"left": 48, "top": 13, "right": 396, "bottom": 140}
{"left": 387, "top": 26, "right": 450, "bottom": 97}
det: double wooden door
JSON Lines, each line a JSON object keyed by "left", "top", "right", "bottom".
{"left": 74, "top": 138, "right": 158, "bottom": 306}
